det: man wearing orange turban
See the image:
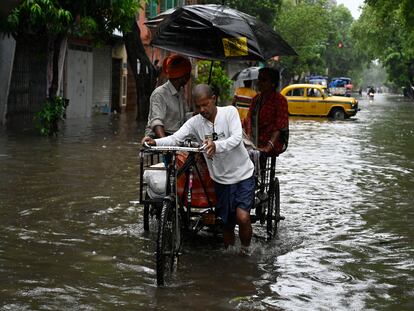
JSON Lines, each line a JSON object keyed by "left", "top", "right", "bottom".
{"left": 145, "top": 55, "right": 192, "bottom": 137}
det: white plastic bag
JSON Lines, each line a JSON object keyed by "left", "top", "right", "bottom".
{"left": 143, "top": 163, "right": 167, "bottom": 199}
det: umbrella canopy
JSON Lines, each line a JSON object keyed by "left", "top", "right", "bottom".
{"left": 231, "top": 66, "right": 261, "bottom": 81}
{"left": 145, "top": 4, "right": 297, "bottom": 61}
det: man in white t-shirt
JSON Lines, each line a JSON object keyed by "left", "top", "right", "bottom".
{"left": 142, "top": 84, "right": 255, "bottom": 251}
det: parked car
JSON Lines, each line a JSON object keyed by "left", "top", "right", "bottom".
{"left": 280, "top": 83, "right": 359, "bottom": 119}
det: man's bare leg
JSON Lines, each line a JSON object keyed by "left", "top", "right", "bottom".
{"left": 237, "top": 208, "right": 252, "bottom": 247}
{"left": 223, "top": 228, "right": 235, "bottom": 248}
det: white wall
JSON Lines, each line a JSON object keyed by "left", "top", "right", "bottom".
{"left": 65, "top": 47, "right": 93, "bottom": 118}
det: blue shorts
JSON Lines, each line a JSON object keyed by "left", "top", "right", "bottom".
{"left": 214, "top": 175, "right": 255, "bottom": 229}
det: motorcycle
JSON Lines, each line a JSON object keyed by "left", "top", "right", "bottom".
{"left": 368, "top": 92, "right": 374, "bottom": 100}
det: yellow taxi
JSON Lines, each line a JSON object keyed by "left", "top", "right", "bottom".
{"left": 280, "top": 84, "right": 359, "bottom": 119}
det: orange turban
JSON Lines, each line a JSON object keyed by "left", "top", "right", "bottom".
{"left": 162, "top": 55, "right": 192, "bottom": 79}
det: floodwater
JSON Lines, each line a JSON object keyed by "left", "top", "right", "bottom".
{"left": 0, "top": 94, "right": 413, "bottom": 310}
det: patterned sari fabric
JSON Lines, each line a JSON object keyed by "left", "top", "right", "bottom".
{"left": 243, "top": 91, "right": 289, "bottom": 156}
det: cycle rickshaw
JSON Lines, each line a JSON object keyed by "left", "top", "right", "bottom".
{"left": 139, "top": 141, "right": 283, "bottom": 286}
{"left": 141, "top": 3, "right": 296, "bottom": 286}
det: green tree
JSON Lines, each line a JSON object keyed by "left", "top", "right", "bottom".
{"left": 196, "top": 60, "right": 233, "bottom": 104}
{"left": 366, "top": 0, "right": 414, "bottom": 28}
{"left": 225, "top": 0, "right": 281, "bottom": 25}
{"left": 273, "top": 0, "right": 372, "bottom": 87}
{"left": 324, "top": 4, "right": 356, "bottom": 77}
{"left": 351, "top": 1, "right": 414, "bottom": 96}
{"left": 274, "top": 0, "right": 331, "bottom": 82}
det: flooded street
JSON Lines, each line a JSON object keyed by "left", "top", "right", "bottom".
{"left": 1, "top": 94, "right": 413, "bottom": 310}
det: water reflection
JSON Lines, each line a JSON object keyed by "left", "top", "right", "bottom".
{"left": 0, "top": 94, "right": 413, "bottom": 310}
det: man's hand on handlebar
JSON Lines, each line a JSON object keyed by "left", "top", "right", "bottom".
{"left": 203, "top": 139, "right": 216, "bottom": 159}
{"left": 141, "top": 136, "right": 156, "bottom": 147}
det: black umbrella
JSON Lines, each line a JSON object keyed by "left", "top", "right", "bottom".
{"left": 145, "top": 4, "right": 297, "bottom": 61}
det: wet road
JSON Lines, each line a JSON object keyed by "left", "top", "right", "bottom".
{"left": 0, "top": 94, "right": 413, "bottom": 310}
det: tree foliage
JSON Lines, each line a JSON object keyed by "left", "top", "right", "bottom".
{"left": 1, "top": 0, "right": 141, "bottom": 41}
{"left": 34, "top": 96, "right": 68, "bottom": 136}
{"left": 225, "top": 0, "right": 281, "bottom": 25}
{"left": 351, "top": 1, "right": 414, "bottom": 93}
{"left": 195, "top": 60, "right": 233, "bottom": 103}
{"left": 3, "top": 0, "right": 72, "bottom": 36}
{"left": 324, "top": 5, "right": 358, "bottom": 77}
{"left": 274, "top": 0, "right": 331, "bottom": 82}
{"left": 272, "top": 0, "right": 370, "bottom": 86}
{"left": 366, "top": 0, "right": 414, "bottom": 29}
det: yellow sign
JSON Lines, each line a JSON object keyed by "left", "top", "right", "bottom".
{"left": 222, "top": 37, "right": 248, "bottom": 57}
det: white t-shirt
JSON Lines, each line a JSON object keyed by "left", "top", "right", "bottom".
{"left": 155, "top": 106, "right": 254, "bottom": 184}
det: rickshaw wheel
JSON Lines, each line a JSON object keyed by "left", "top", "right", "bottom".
{"left": 266, "top": 177, "right": 280, "bottom": 239}
{"left": 156, "top": 200, "right": 179, "bottom": 286}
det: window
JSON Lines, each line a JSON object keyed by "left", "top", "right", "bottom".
{"left": 287, "top": 88, "right": 304, "bottom": 96}
{"left": 307, "top": 88, "right": 321, "bottom": 97}
{"left": 161, "top": 0, "right": 176, "bottom": 12}
{"left": 146, "top": 0, "right": 158, "bottom": 19}
{"left": 151, "top": 0, "right": 185, "bottom": 15}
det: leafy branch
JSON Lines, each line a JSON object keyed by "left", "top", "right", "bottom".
{"left": 34, "top": 96, "right": 69, "bottom": 136}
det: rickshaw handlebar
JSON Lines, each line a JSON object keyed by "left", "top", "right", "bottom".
{"left": 143, "top": 141, "right": 207, "bottom": 153}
